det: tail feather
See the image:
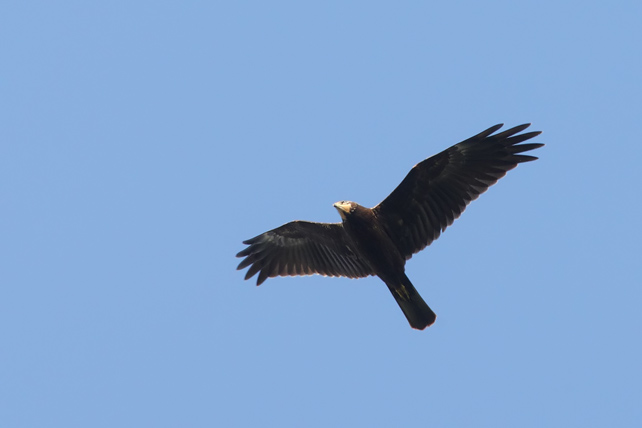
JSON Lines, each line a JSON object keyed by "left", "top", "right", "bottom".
{"left": 387, "top": 274, "right": 436, "bottom": 330}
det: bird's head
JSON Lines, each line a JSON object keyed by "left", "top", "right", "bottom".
{"left": 333, "top": 201, "right": 357, "bottom": 220}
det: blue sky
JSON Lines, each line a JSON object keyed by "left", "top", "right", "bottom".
{"left": 2, "top": 1, "right": 641, "bottom": 427}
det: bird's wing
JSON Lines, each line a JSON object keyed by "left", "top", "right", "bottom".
{"left": 236, "top": 220, "right": 373, "bottom": 285}
{"left": 373, "top": 123, "right": 543, "bottom": 260}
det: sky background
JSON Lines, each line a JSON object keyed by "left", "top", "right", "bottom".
{"left": 2, "top": 1, "right": 641, "bottom": 427}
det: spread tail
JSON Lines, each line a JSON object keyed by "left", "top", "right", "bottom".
{"left": 387, "top": 274, "right": 436, "bottom": 330}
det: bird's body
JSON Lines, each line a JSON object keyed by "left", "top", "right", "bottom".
{"left": 237, "top": 124, "right": 543, "bottom": 329}
{"left": 335, "top": 203, "right": 404, "bottom": 278}
{"left": 333, "top": 201, "right": 436, "bottom": 328}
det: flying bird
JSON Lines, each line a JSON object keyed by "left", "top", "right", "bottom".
{"left": 236, "top": 124, "right": 543, "bottom": 330}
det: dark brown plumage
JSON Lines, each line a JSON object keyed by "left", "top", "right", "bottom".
{"left": 236, "top": 124, "right": 543, "bottom": 329}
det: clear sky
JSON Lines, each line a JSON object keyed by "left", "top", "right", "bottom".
{"left": 2, "top": 1, "right": 641, "bottom": 427}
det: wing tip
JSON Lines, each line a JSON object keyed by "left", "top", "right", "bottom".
{"left": 515, "top": 154, "right": 540, "bottom": 163}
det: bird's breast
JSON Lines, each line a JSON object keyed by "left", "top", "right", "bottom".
{"left": 342, "top": 216, "right": 405, "bottom": 275}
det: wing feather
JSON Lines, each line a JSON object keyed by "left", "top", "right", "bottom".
{"left": 236, "top": 220, "right": 373, "bottom": 285}
{"left": 373, "top": 123, "right": 543, "bottom": 259}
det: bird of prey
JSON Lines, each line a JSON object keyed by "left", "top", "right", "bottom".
{"left": 236, "top": 124, "right": 543, "bottom": 330}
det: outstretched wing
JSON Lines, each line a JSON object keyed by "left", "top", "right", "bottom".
{"left": 236, "top": 221, "right": 373, "bottom": 285}
{"left": 373, "top": 123, "right": 543, "bottom": 259}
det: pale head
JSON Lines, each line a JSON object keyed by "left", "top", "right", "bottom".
{"left": 333, "top": 200, "right": 357, "bottom": 220}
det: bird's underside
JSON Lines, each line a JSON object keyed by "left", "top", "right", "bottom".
{"left": 236, "top": 123, "right": 543, "bottom": 330}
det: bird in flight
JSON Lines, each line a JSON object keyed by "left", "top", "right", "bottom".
{"left": 236, "top": 124, "right": 543, "bottom": 330}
